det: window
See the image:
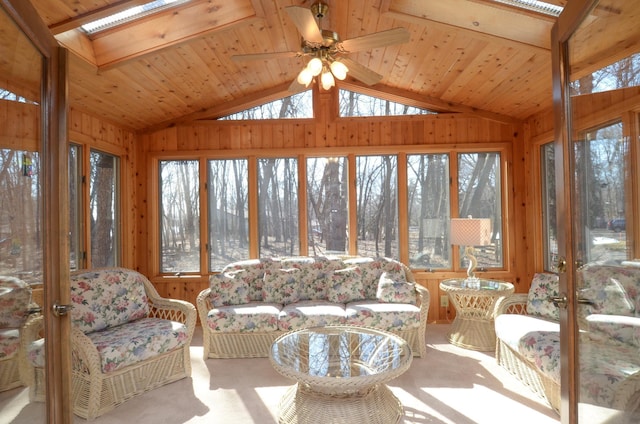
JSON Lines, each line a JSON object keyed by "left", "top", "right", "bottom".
{"left": 219, "top": 91, "right": 313, "bottom": 120}
{"left": 306, "top": 157, "right": 348, "bottom": 256}
{"left": 407, "top": 154, "right": 451, "bottom": 269}
{"left": 356, "top": 155, "right": 398, "bottom": 258}
{"left": 457, "top": 152, "right": 503, "bottom": 269}
{"left": 0, "top": 149, "right": 42, "bottom": 282}
{"left": 541, "top": 142, "right": 557, "bottom": 271}
{"left": 574, "top": 122, "right": 628, "bottom": 263}
{"left": 258, "top": 158, "right": 299, "bottom": 257}
{"left": 69, "top": 144, "right": 83, "bottom": 270}
{"left": 90, "top": 150, "right": 120, "bottom": 268}
{"left": 339, "top": 89, "right": 437, "bottom": 117}
{"left": 160, "top": 160, "right": 200, "bottom": 273}
{"left": 208, "top": 159, "right": 248, "bottom": 271}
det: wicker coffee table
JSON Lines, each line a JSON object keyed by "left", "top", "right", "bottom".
{"left": 440, "top": 278, "right": 514, "bottom": 351}
{"left": 269, "top": 325, "right": 412, "bottom": 424}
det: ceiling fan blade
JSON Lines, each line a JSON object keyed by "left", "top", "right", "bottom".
{"left": 340, "top": 57, "right": 383, "bottom": 86}
{"left": 232, "top": 51, "right": 300, "bottom": 62}
{"left": 340, "top": 28, "right": 410, "bottom": 53}
{"left": 285, "top": 6, "right": 323, "bottom": 44}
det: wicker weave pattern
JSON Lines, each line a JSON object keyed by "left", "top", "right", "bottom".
{"left": 270, "top": 326, "right": 411, "bottom": 424}
{"left": 21, "top": 269, "right": 197, "bottom": 419}
{"left": 197, "top": 260, "right": 429, "bottom": 359}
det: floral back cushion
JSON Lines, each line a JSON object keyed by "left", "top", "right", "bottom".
{"left": 223, "top": 258, "right": 274, "bottom": 301}
{"left": 70, "top": 268, "right": 150, "bottom": 334}
{"left": 526, "top": 272, "right": 560, "bottom": 321}
{"left": 0, "top": 276, "right": 32, "bottom": 329}
{"left": 343, "top": 257, "right": 404, "bottom": 298}
{"left": 327, "top": 266, "right": 366, "bottom": 303}
{"left": 209, "top": 270, "right": 251, "bottom": 307}
{"left": 578, "top": 264, "right": 638, "bottom": 316}
{"left": 376, "top": 271, "right": 416, "bottom": 305}
{"left": 262, "top": 268, "right": 301, "bottom": 304}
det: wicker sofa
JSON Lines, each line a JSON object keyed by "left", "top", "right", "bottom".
{"left": 494, "top": 264, "right": 640, "bottom": 413}
{"left": 21, "top": 268, "right": 196, "bottom": 419}
{"left": 196, "top": 256, "right": 429, "bottom": 359}
{"left": 0, "top": 276, "right": 33, "bottom": 392}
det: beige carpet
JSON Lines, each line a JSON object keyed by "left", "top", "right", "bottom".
{"left": 0, "top": 324, "right": 559, "bottom": 423}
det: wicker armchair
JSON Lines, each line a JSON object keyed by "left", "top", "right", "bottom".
{"left": 0, "top": 276, "right": 33, "bottom": 392}
{"left": 21, "top": 268, "right": 196, "bottom": 419}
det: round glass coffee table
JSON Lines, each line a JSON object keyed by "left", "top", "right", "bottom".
{"left": 440, "top": 278, "right": 514, "bottom": 351}
{"left": 269, "top": 325, "right": 412, "bottom": 424}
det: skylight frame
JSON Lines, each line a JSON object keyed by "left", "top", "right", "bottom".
{"left": 81, "top": 0, "right": 190, "bottom": 34}
{"left": 491, "top": 0, "right": 563, "bottom": 16}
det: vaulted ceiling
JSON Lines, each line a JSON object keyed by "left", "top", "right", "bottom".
{"left": 25, "top": 0, "right": 570, "bottom": 131}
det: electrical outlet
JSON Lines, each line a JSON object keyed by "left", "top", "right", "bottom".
{"left": 440, "top": 295, "right": 449, "bottom": 308}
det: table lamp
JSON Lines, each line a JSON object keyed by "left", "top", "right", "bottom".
{"left": 450, "top": 217, "right": 492, "bottom": 285}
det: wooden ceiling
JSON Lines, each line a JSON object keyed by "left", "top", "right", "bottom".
{"left": 25, "top": 0, "right": 571, "bottom": 131}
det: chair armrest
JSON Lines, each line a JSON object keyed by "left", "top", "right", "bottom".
{"left": 415, "top": 284, "right": 430, "bottom": 315}
{"left": 196, "top": 288, "right": 213, "bottom": 327}
{"left": 141, "top": 278, "right": 197, "bottom": 340}
{"left": 495, "top": 293, "right": 528, "bottom": 316}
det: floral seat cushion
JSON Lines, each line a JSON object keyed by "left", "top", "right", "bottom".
{"left": 84, "top": 318, "right": 188, "bottom": 373}
{"left": 0, "top": 329, "right": 20, "bottom": 359}
{"left": 517, "top": 330, "right": 561, "bottom": 384}
{"left": 0, "top": 276, "right": 32, "bottom": 329}
{"left": 346, "top": 300, "right": 420, "bottom": 332}
{"left": 278, "top": 300, "right": 346, "bottom": 331}
{"left": 70, "top": 268, "right": 150, "bottom": 334}
{"left": 206, "top": 302, "right": 281, "bottom": 333}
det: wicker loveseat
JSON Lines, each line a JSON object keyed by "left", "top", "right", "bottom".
{"left": 494, "top": 264, "right": 640, "bottom": 413}
{"left": 22, "top": 268, "right": 196, "bottom": 420}
{"left": 0, "top": 276, "right": 33, "bottom": 392}
{"left": 196, "top": 256, "right": 429, "bottom": 359}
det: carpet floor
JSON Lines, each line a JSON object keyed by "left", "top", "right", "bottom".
{"left": 1, "top": 324, "right": 560, "bottom": 423}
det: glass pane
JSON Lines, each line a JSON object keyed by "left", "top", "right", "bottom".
{"left": 207, "top": 159, "right": 248, "bottom": 271}
{"left": 0, "top": 149, "right": 42, "bottom": 282}
{"left": 160, "top": 160, "right": 200, "bottom": 273}
{"left": 574, "top": 122, "right": 627, "bottom": 264}
{"left": 356, "top": 155, "right": 398, "bottom": 258}
{"left": 258, "top": 158, "right": 299, "bottom": 257}
{"left": 69, "top": 144, "right": 83, "bottom": 270}
{"left": 541, "top": 142, "right": 558, "bottom": 271}
{"left": 306, "top": 157, "right": 348, "bottom": 256}
{"left": 457, "top": 152, "right": 502, "bottom": 269}
{"left": 407, "top": 154, "right": 450, "bottom": 269}
{"left": 90, "top": 150, "right": 119, "bottom": 268}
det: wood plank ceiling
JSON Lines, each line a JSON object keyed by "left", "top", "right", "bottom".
{"left": 26, "top": 0, "right": 569, "bottom": 131}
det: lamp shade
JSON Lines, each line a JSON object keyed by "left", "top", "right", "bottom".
{"left": 450, "top": 218, "right": 492, "bottom": 246}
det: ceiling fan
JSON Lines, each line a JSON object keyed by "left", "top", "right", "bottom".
{"left": 231, "top": 2, "right": 410, "bottom": 91}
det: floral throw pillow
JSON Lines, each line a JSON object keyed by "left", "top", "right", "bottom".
{"left": 209, "top": 270, "right": 250, "bottom": 307}
{"left": 526, "top": 272, "right": 560, "bottom": 321}
{"left": 262, "top": 268, "right": 301, "bottom": 305}
{"left": 327, "top": 267, "right": 366, "bottom": 303}
{"left": 376, "top": 271, "right": 416, "bottom": 305}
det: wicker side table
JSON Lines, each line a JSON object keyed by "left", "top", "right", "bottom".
{"left": 269, "top": 325, "right": 412, "bottom": 424}
{"left": 440, "top": 278, "right": 514, "bottom": 351}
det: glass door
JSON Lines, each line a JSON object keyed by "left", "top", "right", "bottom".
{"left": 554, "top": 0, "right": 640, "bottom": 422}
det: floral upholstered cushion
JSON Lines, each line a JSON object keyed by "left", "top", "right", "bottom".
{"left": 518, "top": 330, "right": 561, "bottom": 384}
{"left": 87, "top": 318, "right": 188, "bottom": 373}
{"left": 526, "top": 272, "right": 560, "bottom": 321}
{"left": 586, "top": 314, "right": 640, "bottom": 349}
{"left": 346, "top": 300, "right": 420, "bottom": 331}
{"left": 286, "top": 257, "right": 343, "bottom": 301}
{"left": 327, "top": 266, "right": 366, "bottom": 303}
{"left": 0, "top": 276, "right": 32, "bottom": 329}
{"left": 206, "top": 302, "right": 280, "bottom": 333}
{"left": 223, "top": 258, "right": 274, "bottom": 301}
{"left": 278, "top": 300, "right": 346, "bottom": 331}
{"left": 0, "top": 329, "right": 20, "bottom": 359}
{"left": 26, "top": 337, "right": 45, "bottom": 367}
{"left": 70, "top": 268, "right": 150, "bottom": 334}
{"left": 262, "top": 268, "right": 301, "bottom": 304}
{"left": 376, "top": 271, "right": 416, "bottom": 305}
{"left": 578, "top": 264, "right": 637, "bottom": 317}
{"left": 209, "top": 270, "right": 250, "bottom": 307}
{"left": 344, "top": 257, "right": 405, "bottom": 299}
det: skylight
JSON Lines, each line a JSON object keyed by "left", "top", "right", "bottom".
{"left": 492, "top": 0, "right": 563, "bottom": 16}
{"left": 82, "top": 0, "right": 189, "bottom": 34}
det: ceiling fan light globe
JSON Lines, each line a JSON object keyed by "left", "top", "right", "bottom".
{"left": 297, "top": 68, "right": 313, "bottom": 86}
{"left": 321, "top": 70, "right": 335, "bottom": 90}
{"left": 307, "top": 57, "right": 323, "bottom": 76}
{"left": 330, "top": 60, "right": 348, "bottom": 80}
